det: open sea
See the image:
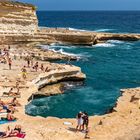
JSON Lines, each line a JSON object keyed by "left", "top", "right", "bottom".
{"left": 26, "top": 11, "right": 140, "bottom": 118}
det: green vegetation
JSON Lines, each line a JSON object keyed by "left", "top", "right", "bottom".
{"left": 0, "top": 0, "right": 37, "bottom": 10}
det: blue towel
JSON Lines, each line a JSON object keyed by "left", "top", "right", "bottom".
{"left": 0, "top": 120, "right": 16, "bottom": 125}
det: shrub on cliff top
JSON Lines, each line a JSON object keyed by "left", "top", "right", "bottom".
{"left": 0, "top": 0, "right": 37, "bottom": 10}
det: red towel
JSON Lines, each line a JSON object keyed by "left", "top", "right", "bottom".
{"left": 16, "top": 133, "right": 26, "bottom": 138}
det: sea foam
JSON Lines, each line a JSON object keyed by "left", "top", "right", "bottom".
{"left": 93, "top": 43, "right": 116, "bottom": 48}
{"left": 95, "top": 29, "right": 115, "bottom": 32}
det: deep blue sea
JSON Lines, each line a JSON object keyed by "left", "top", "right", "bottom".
{"left": 26, "top": 11, "right": 140, "bottom": 118}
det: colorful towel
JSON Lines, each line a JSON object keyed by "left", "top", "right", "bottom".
{"left": 0, "top": 120, "right": 16, "bottom": 125}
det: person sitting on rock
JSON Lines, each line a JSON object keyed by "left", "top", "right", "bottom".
{"left": 6, "top": 109, "right": 16, "bottom": 121}
{"left": 8, "top": 88, "right": 18, "bottom": 96}
{"left": 9, "top": 97, "right": 21, "bottom": 107}
{"left": 10, "top": 125, "right": 26, "bottom": 138}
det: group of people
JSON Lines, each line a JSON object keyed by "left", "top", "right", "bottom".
{"left": 0, "top": 97, "right": 20, "bottom": 121}
{"left": 25, "top": 56, "right": 51, "bottom": 73}
{"left": 76, "top": 111, "right": 89, "bottom": 131}
{"left": 0, "top": 125, "right": 25, "bottom": 138}
{"left": 3, "top": 80, "right": 20, "bottom": 97}
{"left": 21, "top": 54, "right": 55, "bottom": 79}
{"left": 76, "top": 111, "right": 90, "bottom": 139}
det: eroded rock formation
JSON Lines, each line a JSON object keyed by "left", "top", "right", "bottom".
{"left": 1, "top": 1, "right": 140, "bottom": 46}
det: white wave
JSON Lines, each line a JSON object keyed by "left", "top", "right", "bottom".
{"left": 49, "top": 48, "right": 80, "bottom": 57}
{"left": 93, "top": 43, "right": 116, "bottom": 48}
{"left": 107, "top": 40, "right": 125, "bottom": 44}
{"left": 50, "top": 45, "right": 72, "bottom": 49}
{"left": 68, "top": 27, "right": 86, "bottom": 32}
{"left": 40, "top": 44, "right": 91, "bottom": 60}
{"left": 95, "top": 29, "right": 115, "bottom": 32}
{"left": 50, "top": 43, "right": 57, "bottom": 46}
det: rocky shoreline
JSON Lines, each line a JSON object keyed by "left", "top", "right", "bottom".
{"left": 0, "top": 1, "right": 140, "bottom": 46}
{"left": 0, "top": 1, "right": 140, "bottom": 140}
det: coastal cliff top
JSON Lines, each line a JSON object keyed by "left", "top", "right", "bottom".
{"left": 0, "top": 0, "right": 36, "bottom": 10}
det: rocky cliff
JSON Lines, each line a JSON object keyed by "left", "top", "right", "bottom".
{"left": 0, "top": 1, "right": 38, "bottom": 34}
{"left": 1, "top": 1, "right": 140, "bottom": 46}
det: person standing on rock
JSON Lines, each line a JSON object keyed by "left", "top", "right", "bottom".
{"left": 76, "top": 112, "right": 84, "bottom": 131}
{"left": 21, "top": 66, "right": 27, "bottom": 79}
{"left": 8, "top": 57, "right": 12, "bottom": 70}
{"left": 33, "top": 62, "right": 39, "bottom": 72}
{"left": 40, "top": 63, "right": 44, "bottom": 71}
{"left": 82, "top": 111, "right": 89, "bottom": 131}
{"left": 26, "top": 55, "right": 30, "bottom": 68}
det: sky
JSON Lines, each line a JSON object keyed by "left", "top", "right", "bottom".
{"left": 18, "top": 0, "right": 140, "bottom": 11}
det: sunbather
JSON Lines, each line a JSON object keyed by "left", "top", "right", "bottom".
{"left": 9, "top": 97, "right": 21, "bottom": 107}
{"left": 3, "top": 87, "right": 20, "bottom": 97}
{"left": 0, "top": 126, "right": 11, "bottom": 138}
{"left": 6, "top": 111, "right": 16, "bottom": 121}
{"left": 10, "top": 125, "right": 22, "bottom": 136}
{"left": 0, "top": 125, "right": 25, "bottom": 138}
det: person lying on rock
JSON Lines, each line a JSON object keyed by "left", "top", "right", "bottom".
{"left": 0, "top": 126, "right": 11, "bottom": 138}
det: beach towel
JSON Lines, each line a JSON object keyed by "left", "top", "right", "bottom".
{"left": 0, "top": 120, "right": 16, "bottom": 125}
{"left": 16, "top": 133, "right": 26, "bottom": 138}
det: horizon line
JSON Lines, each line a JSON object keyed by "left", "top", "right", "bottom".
{"left": 37, "top": 10, "right": 140, "bottom": 12}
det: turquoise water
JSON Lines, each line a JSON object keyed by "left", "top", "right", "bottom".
{"left": 26, "top": 40, "right": 140, "bottom": 118}
{"left": 26, "top": 11, "right": 140, "bottom": 118}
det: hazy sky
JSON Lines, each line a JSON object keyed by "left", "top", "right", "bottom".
{"left": 19, "top": 0, "right": 140, "bottom": 11}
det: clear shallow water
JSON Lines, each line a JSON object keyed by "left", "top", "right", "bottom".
{"left": 26, "top": 11, "right": 140, "bottom": 118}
